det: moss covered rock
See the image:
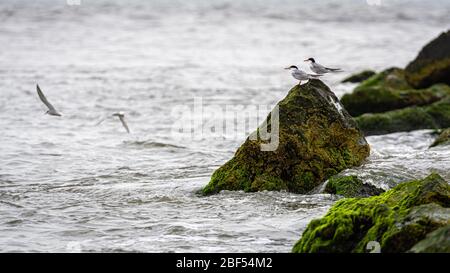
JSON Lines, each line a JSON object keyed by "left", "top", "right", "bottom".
{"left": 430, "top": 128, "right": 450, "bottom": 148}
{"left": 293, "top": 173, "right": 450, "bottom": 253}
{"left": 202, "top": 79, "right": 370, "bottom": 195}
{"left": 354, "top": 67, "right": 410, "bottom": 90}
{"left": 409, "top": 225, "right": 450, "bottom": 253}
{"left": 355, "top": 96, "right": 450, "bottom": 136}
{"left": 325, "top": 175, "right": 385, "bottom": 198}
{"left": 340, "top": 68, "right": 450, "bottom": 117}
{"left": 405, "top": 30, "right": 450, "bottom": 89}
{"left": 341, "top": 70, "right": 376, "bottom": 83}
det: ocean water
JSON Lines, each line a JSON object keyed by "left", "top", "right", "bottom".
{"left": 0, "top": 0, "right": 449, "bottom": 252}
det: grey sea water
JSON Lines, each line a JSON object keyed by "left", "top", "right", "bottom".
{"left": 0, "top": 0, "right": 449, "bottom": 252}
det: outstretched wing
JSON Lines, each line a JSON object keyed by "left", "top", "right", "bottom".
{"left": 118, "top": 115, "right": 130, "bottom": 133}
{"left": 36, "top": 84, "right": 57, "bottom": 112}
{"left": 95, "top": 116, "right": 108, "bottom": 126}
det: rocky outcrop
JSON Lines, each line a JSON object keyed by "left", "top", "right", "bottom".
{"left": 340, "top": 68, "right": 450, "bottom": 117}
{"left": 355, "top": 96, "right": 450, "bottom": 136}
{"left": 202, "top": 80, "right": 370, "bottom": 195}
{"left": 324, "top": 175, "right": 384, "bottom": 198}
{"left": 405, "top": 30, "right": 450, "bottom": 89}
{"left": 341, "top": 70, "right": 376, "bottom": 83}
{"left": 293, "top": 173, "right": 450, "bottom": 253}
{"left": 430, "top": 128, "right": 450, "bottom": 148}
{"left": 338, "top": 32, "right": 450, "bottom": 137}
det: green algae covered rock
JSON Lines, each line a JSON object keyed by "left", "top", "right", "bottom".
{"left": 355, "top": 96, "right": 450, "bottom": 136}
{"left": 340, "top": 68, "right": 450, "bottom": 117}
{"left": 202, "top": 79, "right": 370, "bottom": 195}
{"left": 405, "top": 30, "right": 450, "bottom": 89}
{"left": 430, "top": 128, "right": 450, "bottom": 148}
{"left": 341, "top": 70, "right": 376, "bottom": 83}
{"left": 292, "top": 173, "right": 450, "bottom": 253}
{"left": 409, "top": 225, "right": 450, "bottom": 253}
{"left": 324, "top": 175, "right": 384, "bottom": 198}
{"left": 354, "top": 67, "right": 410, "bottom": 91}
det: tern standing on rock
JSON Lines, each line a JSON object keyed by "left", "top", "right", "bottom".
{"left": 304, "top": 58, "right": 342, "bottom": 74}
{"left": 36, "top": 84, "right": 62, "bottom": 116}
{"left": 285, "top": 65, "right": 322, "bottom": 85}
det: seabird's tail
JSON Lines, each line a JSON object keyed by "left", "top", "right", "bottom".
{"left": 326, "top": 67, "right": 343, "bottom": 72}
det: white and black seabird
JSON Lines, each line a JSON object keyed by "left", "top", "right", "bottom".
{"left": 304, "top": 58, "right": 342, "bottom": 74}
{"left": 285, "top": 65, "right": 322, "bottom": 85}
{"left": 36, "top": 84, "right": 62, "bottom": 116}
{"left": 112, "top": 112, "right": 130, "bottom": 133}
{"left": 96, "top": 112, "right": 130, "bottom": 133}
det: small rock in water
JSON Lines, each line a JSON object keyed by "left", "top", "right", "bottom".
{"left": 324, "top": 175, "right": 385, "bottom": 198}
{"left": 429, "top": 128, "right": 450, "bottom": 148}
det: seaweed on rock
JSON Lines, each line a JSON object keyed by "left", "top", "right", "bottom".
{"left": 293, "top": 173, "right": 450, "bottom": 253}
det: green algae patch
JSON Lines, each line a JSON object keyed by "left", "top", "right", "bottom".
{"left": 355, "top": 96, "right": 450, "bottom": 136}
{"left": 325, "top": 175, "right": 384, "bottom": 198}
{"left": 429, "top": 128, "right": 450, "bottom": 148}
{"left": 405, "top": 30, "right": 450, "bottom": 89}
{"left": 341, "top": 70, "right": 376, "bottom": 83}
{"left": 293, "top": 173, "right": 450, "bottom": 253}
{"left": 340, "top": 67, "right": 450, "bottom": 117}
{"left": 202, "top": 80, "right": 370, "bottom": 195}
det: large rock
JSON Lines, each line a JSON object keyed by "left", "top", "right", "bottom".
{"left": 430, "top": 128, "right": 450, "bottom": 148}
{"left": 293, "top": 173, "right": 450, "bottom": 253}
{"left": 324, "top": 175, "right": 385, "bottom": 198}
{"left": 340, "top": 68, "right": 450, "bottom": 117}
{"left": 355, "top": 96, "right": 450, "bottom": 136}
{"left": 405, "top": 30, "right": 450, "bottom": 89}
{"left": 202, "top": 80, "right": 370, "bottom": 195}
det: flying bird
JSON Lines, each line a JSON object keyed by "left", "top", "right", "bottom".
{"left": 96, "top": 112, "right": 130, "bottom": 133}
{"left": 285, "top": 65, "right": 322, "bottom": 85}
{"left": 112, "top": 112, "right": 130, "bottom": 133}
{"left": 36, "top": 84, "right": 62, "bottom": 116}
{"left": 304, "top": 58, "right": 342, "bottom": 74}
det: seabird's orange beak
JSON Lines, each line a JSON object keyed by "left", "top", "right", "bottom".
{"left": 284, "top": 67, "right": 290, "bottom": 70}
{"left": 304, "top": 59, "right": 309, "bottom": 62}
